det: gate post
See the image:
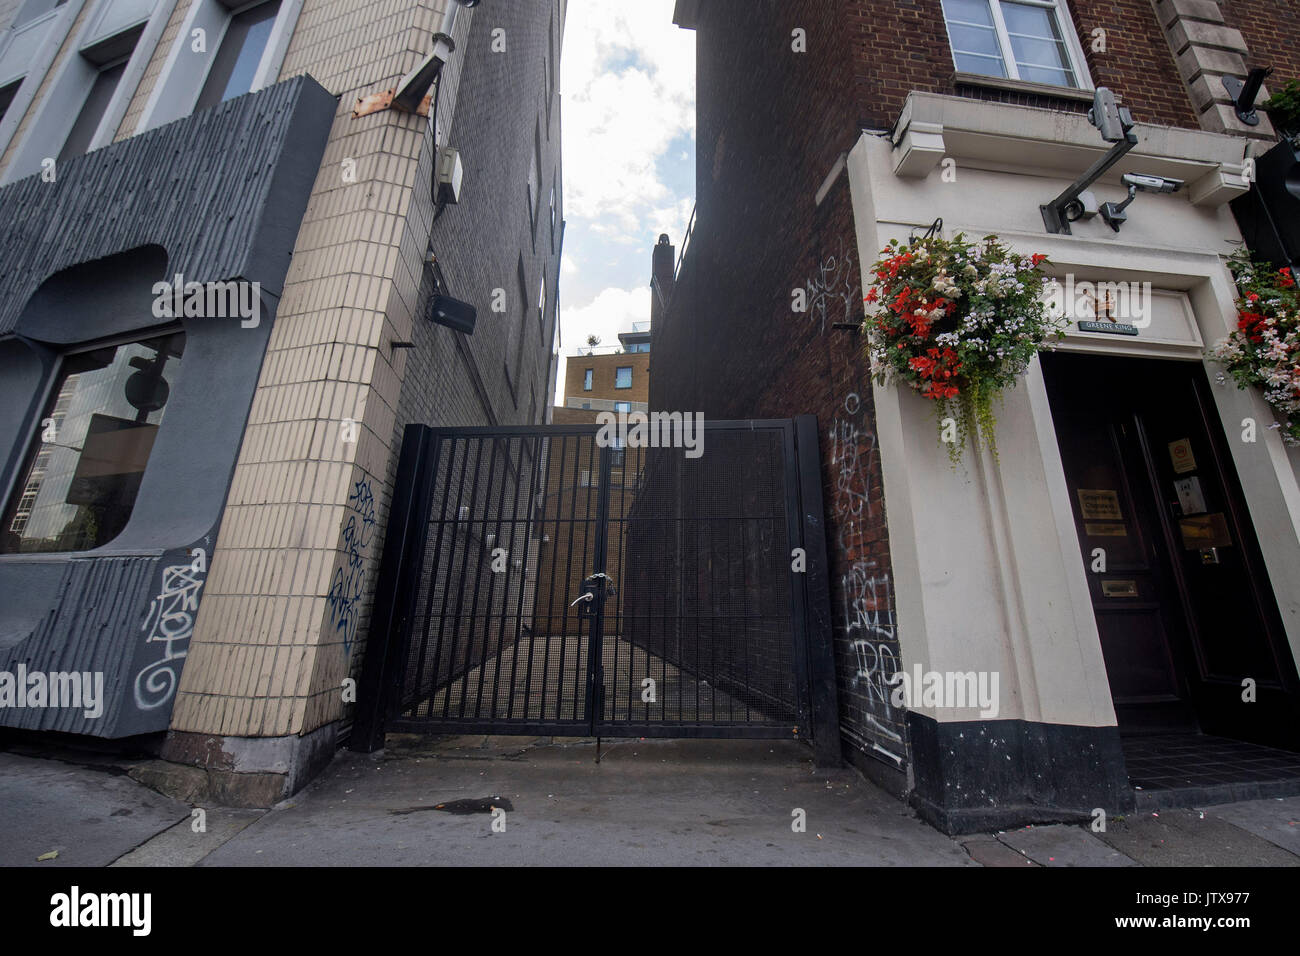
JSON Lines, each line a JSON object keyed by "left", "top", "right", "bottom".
{"left": 349, "top": 425, "right": 436, "bottom": 752}
{"left": 794, "top": 415, "right": 841, "bottom": 767}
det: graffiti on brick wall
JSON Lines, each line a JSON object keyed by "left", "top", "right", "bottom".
{"left": 827, "top": 387, "right": 905, "bottom": 767}
{"left": 845, "top": 562, "right": 905, "bottom": 766}
{"left": 806, "top": 241, "right": 860, "bottom": 333}
{"left": 327, "top": 476, "right": 376, "bottom": 654}
{"left": 134, "top": 554, "right": 207, "bottom": 711}
{"left": 829, "top": 392, "right": 875, "bottom": 555}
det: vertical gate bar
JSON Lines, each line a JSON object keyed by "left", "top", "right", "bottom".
{"left": 427, "top": 435, "right": 472, "bottom": 718}
{"left": 739, "top": 479, "right": 753, "bottom": 724}
{"left": 537, "top": 434, "right": 567, "bottom": 721}
{"left": 587, "top": 440, "right": 614, "bottom": 733}
{"left": 706, "top": 459, "right": 721, "bottom": 725}
{"left": 349, "top": 424, "right": 434, "bottom": 752}
{"left": 486, "top": 436, "right": 528, "bottom": 721}
{"left": 462, "top": 435, "right": 503, "bottom": 719}
{"left": 509, "top": 433, "right": 546, "bottom": 721}
{"left": 793, "top": 415, "right": 841, "bottom": 766}
{"left": 444, "top": 436, "right": 487, "bottom": 718}
{"left": 410, "top": 434, "right": 454, "bottom": 717}
{"left": 556, "top": 434, "right": 585, "bottom": 721}
{"left": 575, "top": 433, "right": 599, "bottom": 721}
{"left": 472, "top": 436, "right": 511, "bottom": 719}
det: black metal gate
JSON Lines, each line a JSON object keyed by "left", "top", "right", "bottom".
{"left": 353, "top": 417, "right": 838, "bottom": 762}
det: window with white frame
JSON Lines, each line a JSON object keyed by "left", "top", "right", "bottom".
{"left": 940, "top": 0, "right": 1088, "bottom": 89}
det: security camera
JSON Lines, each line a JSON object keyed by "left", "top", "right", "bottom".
{"left": 1088, "top": 87, "right": 1134, "bottom": 143}
{"left": 1121, "top": 173, "right": 1183, "bottom": 194}
{"left": 1100, "top": 173, "right": 1185, "bottom": 231}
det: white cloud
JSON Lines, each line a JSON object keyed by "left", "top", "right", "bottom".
{"left": 560, "top": 2, "right": 695, "bottom": 229}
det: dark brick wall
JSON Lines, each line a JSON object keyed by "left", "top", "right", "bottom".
{"left": 395, "top": 0, "right": 563, "bottom": 439}
{"left": 652, "top": 0, "right": 905, "bottom": 770}
{"left": 1221, "top": 0, "right": 1300, "bottom": 91}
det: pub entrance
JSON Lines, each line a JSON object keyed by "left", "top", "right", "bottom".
{"left": 1040, "top": 352, "right": 1300, "bottom": 755}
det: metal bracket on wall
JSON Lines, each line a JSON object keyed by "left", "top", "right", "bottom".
{"left": 352, "top": 89, "right": 433, "bottom": 118}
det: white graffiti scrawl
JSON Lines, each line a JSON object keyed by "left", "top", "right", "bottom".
{"left": 134, "top": 559, "right": 207, "bottom": 710}
{"left": 805, "top": 241, "right": 860, "bottom": 333}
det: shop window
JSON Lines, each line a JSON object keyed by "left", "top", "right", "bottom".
{"left": 1, "top": 331, "right": 184, "bottom": 554}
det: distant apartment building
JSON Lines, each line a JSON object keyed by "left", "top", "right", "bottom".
{"left": 0, "top": 0, "right": 565, "bottom": 803}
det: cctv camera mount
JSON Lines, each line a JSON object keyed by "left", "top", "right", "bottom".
{"left": 1098, "top": 173, "right": 1184, "bottom": 232}
{"left": 1041, "top": 87, "right": 1138, "bottom": 235}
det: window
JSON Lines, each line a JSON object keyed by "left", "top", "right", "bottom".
{"left": 58, "top": 57, "right": 127, "bottom": 161}
{"left": 537, "top": 273, "right": 547, "bottom": 332}
{"left": 526, "top": 120, "right": 541, "bottom": 241}
{"left": 614, "top": 401, "right": 631, "bottom": 413}
{"left": 0, "top": 81, "right": 18, "bottom": 123}
{"left": 582, "top": 368, "right": 593, "bottom": 391}
{"left": 549, "top": 182, "right": 557, "bottom": 251}
{"left": 2, "top": 331, "right": 185, "bottom": 554}
{"left": 626, "top": 343, "right": 650, "bottom": 353}
{"left": 614, "top": 366, "right": 632, "bottom": 389}
{"left": 940, "top": 0, "right": 1085, "bottom": 88}
{"left": 194, "top": 0, "right": 282, "bottom": 111}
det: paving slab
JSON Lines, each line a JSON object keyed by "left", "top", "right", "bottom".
{"left": 0, "top": 752, "right": 190, "bottom": 867}
{"left": 110, "top": 808, "right": 265, "bottom": 867}
{"left": 1201, "top": 796, "right": 1300, "bottom": 858}
{"left": 1095, "top": 808, "right": 1300, "bottom": 867}
{"left": 960, "top": 835, "right": 1037, "bottom": 866}
{"left": 199, "top": 738, "right": 978, "bottom": 867}
{"left": 997, "top": 823, "right": 1139, "bottom": 867}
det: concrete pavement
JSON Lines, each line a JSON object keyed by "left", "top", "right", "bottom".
{"left": 2, "top": 735, "right": 1299, "bottom": 866}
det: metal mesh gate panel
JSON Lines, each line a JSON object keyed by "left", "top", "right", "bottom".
{"left": 376, "top": 422, "right": 819, "bottom": 740}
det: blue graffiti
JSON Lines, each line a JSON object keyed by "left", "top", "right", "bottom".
{"left": 327, "top": 477, "right": 376, "bottom": 653}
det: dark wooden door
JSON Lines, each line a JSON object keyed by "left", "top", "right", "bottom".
{"left": 1041, "top": 352, "right": 1300, "bottom": 749}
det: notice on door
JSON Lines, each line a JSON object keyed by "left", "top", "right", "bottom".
{"left": 1077, "top": 489, "right": 1123, "bottom": 522}
{"left": 1179, "top": 513, "right": 1232, "bottom": 550}
{"left": 1169, "top": 438, "right": 1196, "bottom": 474}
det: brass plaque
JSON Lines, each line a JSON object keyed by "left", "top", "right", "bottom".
{"left": 1085, "top": 522, "right": 1128, "bottom": 537}
{"left": 1179, "top": 513, "right": 1232, "bottom": 550}
{"left": 1101, "top": 580, "right": 1138, "bottom": 598}
{"left": 1077, "top": 489, "right": 1123, "bottom": 522}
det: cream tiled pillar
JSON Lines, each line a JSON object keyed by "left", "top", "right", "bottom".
{"left": 161, "top": 0, "right": 453, "bottom": 802}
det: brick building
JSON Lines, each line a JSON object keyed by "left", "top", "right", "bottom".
{"left": 0, "top": 0, "right": 565, "bottom": 803}
{"left": 658, "top": 0, "right": 1300, "bottom": 832}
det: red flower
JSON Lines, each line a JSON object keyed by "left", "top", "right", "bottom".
{"left": 1031, "top": 253, "right": 1048, "bottom": 266}
{"left": 1281, "top": 268, "right": 1295, "bottom": 289}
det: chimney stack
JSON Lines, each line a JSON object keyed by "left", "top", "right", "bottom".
{"left": 651, "top": 233, "right": 675, "bottom": 325}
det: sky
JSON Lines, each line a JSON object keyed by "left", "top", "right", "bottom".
{"left": 554, "top": 1, "right": 696, "bottom": 403}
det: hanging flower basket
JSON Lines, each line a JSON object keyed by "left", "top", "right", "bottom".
{"left": 1210, "top": 250, "right": 1300, "bottom": 445}
{"left": 862, "top": 233, "right": 1064, "bottom": 464}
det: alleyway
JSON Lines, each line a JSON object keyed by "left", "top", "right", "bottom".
{"left": 2, "top": 738, "right": 1297, "bottom": 867}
